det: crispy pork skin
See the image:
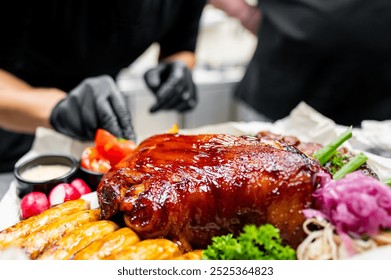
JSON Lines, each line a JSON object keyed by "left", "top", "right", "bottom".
{"left": 97, "top": 134, "right": 328, "bottom": 251}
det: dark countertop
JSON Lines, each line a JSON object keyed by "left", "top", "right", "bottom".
{"left": 0, "top": 172, "right": 14, "bottom": 202}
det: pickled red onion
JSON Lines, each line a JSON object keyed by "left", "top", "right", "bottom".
{"left": 303, "top": 171, "right": 391, "bottom": 254}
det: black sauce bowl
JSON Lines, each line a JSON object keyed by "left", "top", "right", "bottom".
{"left": 77, "top": 166, "right": 105, "bottom": 192}
{"left": 14, "top": 154, "right": 79, "bottom": 198}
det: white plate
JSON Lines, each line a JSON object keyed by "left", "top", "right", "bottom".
{"left": 350, "top": 245, "right": 391, "bottom": 260}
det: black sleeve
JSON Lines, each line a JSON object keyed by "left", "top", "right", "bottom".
{"left": 260, "top": 0, "right": 325, "bottom": 42}
{"left": 260, "top": 0, "right": 391, "bottom": 46}
{"left": 159, "top": 0, "right": 207, "bottom": 58}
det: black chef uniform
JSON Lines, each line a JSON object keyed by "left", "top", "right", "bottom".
{"left": 236, "top": 0, "right": 391, "bottom": 126}
{"left": 0, "top": 0, "right": 206, "bottom": 172}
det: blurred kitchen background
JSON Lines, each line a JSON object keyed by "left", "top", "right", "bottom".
{"left": 116, "top": 3, "right": 257, "bottom": 141}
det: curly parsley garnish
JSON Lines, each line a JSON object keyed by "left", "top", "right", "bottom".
{"left": 202, "top": 224, "right": 296, "bottom": 260}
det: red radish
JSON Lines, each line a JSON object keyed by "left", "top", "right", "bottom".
{"left": 48, "top": 183, "right": 81, "bottom": 206}
{"left": 20, "top": 192, "right": 50, "bottom": 219}
{"left": 70, "top": 178, "right": 92, "bottom": 196}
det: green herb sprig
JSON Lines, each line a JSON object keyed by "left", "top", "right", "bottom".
{"left": 313, "top": 126, "right": 353, "bottom": 165}
{"left": 383, "top": 177, "right": 391, "bottom": 186}
{"left": 333, "top": 152, "right": 368, "bottom": 180}
{"left": 202, "top": 224, "right": 296, "bottom": 260}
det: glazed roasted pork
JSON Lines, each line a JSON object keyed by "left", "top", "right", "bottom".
{"left": 97, "top": 134, "right": 328, "bottom": 251}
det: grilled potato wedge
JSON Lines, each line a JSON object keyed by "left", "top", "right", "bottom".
{"left": 73, "top": 227, "right": 140, "bottom": 260}
{"left": 104, "top": 238, "right": 181, "bottom": 260}
{"left": 23, "top": 209, "right": 100, "bottom": 259}
{"left": 39, "top": 220, "right": 118, "bottom": 260}
{"left": 171, "top": 250, "right": 203, "bottom": 260}
{"left": 0, "top": 199, "right": 90, "bottom": 249}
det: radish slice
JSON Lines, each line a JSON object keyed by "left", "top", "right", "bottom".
{"left": 48, "top": 183, "right": 81, "bottom": 206}
{"left": 20, "top": 192, "right": 50, "bottom": 219}
{"left": 70, "top": 178, "right": 92, "bottom": 196}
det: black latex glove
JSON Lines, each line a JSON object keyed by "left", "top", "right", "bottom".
{"left": 144, "top": 61, "right": 197, "bottom": 113}
{"left": 50, "top": 75, "right": 136, "bottom": 141}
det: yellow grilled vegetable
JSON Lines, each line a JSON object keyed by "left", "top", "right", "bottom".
{"left": 167, "top": 123, "right": 179, "bottom": 134}
{"left": 39, "top": 220, "right": 118, "bottom": 260}
{"left": 0, "top": 199, "right": 90, "bottom": 249}
{"left": 171, "top": 250, "right": 203, "bottom": 260}
{"left": 73, "top": 227, "right": 140, "bottom": 260}
{"left": 104, "top": 238, "right": 181, "bottom": 260}
{"left": 23, "top": 209, "right": 100, "bottom": 259}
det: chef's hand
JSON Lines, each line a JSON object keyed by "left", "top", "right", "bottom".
{"left": 50, "top": 75, "right": 136, "bottom": 141}
{"left": 144, "top": 61, "right": 197, "bottom": 113}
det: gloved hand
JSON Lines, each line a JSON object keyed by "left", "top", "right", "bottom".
{"left": 144, "top": 61, "right": 197, "bottom": 113}
{"left": 50, "top": 75, "right": 136, "bottom": 141}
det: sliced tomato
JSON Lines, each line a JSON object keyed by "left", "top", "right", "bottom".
{"left": 94, "top": 129, "right": 136, "bottom": 165}
{"left": 80, "top": 146, "right": 111, "bottom": 173}
{"left": 117, "top": 138, "right": 137, "bottom": 155}
{"left": 95, "top": 129, "right": 117, "bottom": 151}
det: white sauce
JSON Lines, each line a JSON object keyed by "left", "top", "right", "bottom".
{"left": 21, "top": 164, "right": 72, "bottom": 182}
